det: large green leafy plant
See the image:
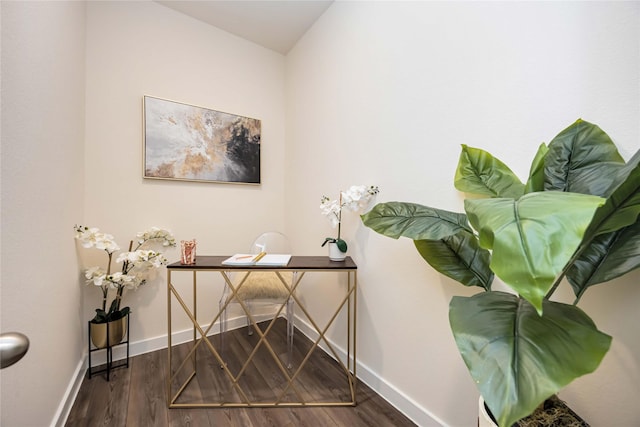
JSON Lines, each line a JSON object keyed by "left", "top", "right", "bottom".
{"left": 361, "top": 120, "right": 640, "bottom": 427}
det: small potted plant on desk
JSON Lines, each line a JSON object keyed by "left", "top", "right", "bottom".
{"left": 74, "top": 226, "right": 176, "bottom": 350}
{"left": 362, "top": 119, "right": 639, "bottom": 426}
{"left": 320, "top": 185, "right": 379, "bottom": 261}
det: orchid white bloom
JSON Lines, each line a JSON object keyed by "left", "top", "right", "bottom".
{"left": 146, "top": 252, "right": 168, "bottom": 268}
{"left": 342, "top": 185, "right": 378, "bottom": 212}
{"left": 320, "top": 197, "right": 341, "bottom": 228}
{"left": 84, "top": 266, "right": 105, "bottom": 280}
{"left": 75, "top": 226, "right": 102, "bottom": 248}
{"left": 136, "top": 227, "right": 177, "bottom": 248}
{"left": 84, "top": 267, "right": 107, "bottom": 288}
{"left": 74, "top": 225, "right": 120, "bottom": 253}
{"left": 94, "top": 233, "right": 120, "bottom": 253}
{"left": 117, "top": 249, "right": 168, "bottom": 269}
{"left": 74, "top": 224, "right": 176, "bottom": 323}
{"left": 105, "top": 272, "right": 139, "bottom": 290}
{"left": 87, "top": 274, "right": 107, "bottom": 287}
{"left": 320, "top": 185, "right": 379, "bottom": 252}
{"left": 116, "top": 251, "right": 138, "bottom": 264}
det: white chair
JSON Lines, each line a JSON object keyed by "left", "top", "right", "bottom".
{"left": 219, "top": 231, "right": 296, "bottom": 368}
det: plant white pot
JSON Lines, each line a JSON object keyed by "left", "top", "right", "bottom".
{"left": 479, "top": 397, "right": 498, "bottom": 427}
{"left": 478, "top": 395, "right": 586, "bottom": 427}
{"left": 328, "top": 242, "right": 347, "bottom": 261}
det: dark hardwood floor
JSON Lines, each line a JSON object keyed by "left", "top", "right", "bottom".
{"left": 65, "top": 319, "right": 417, "bottom": 426}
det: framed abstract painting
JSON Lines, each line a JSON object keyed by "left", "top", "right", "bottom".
{"left": 143, "top": 96, "right": 261, "bottom": 184}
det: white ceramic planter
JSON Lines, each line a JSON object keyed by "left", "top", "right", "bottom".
{"left": 479, "top": 397, "right": 498, "bottom": 427}
{"left": 328, "top": 242, "right": 347, "bottom": 261}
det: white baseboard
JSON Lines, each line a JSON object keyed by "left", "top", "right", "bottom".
{"left": 86, "top": 314, "right": 261, "bottom": 367}
{"left": 293, "top": 317, "right": 445, "bottom": 427}
{"left": 51, "top": 357, "right": 87, "bottom": 427}
{"left": 56, "top": 314, "right": 444, "bottom": 427}
{"left": 54, "top": 315, "right": 255, "bottom": 426}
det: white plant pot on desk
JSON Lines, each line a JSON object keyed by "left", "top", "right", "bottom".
{"left": 328, "top": 242, "right": 347, "bottom": 261}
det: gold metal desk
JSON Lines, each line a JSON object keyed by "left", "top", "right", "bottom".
{"left": 166, "top": 255, "right": 357, "bottom": 408}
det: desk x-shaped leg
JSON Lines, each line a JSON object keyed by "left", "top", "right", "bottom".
{"left": 167, "top": 268, "right": 357, "bottom": 407}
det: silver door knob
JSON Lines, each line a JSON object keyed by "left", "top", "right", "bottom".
{"left": 0, "top": 332, "right": 30, "bottom": 368}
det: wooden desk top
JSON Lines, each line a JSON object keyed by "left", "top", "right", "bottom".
{"left": 167, "top": 255, "right": 357, "bottom": 271}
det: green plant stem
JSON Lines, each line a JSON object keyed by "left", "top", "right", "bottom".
{"left": 106, "top": 252, "right": 113, "bottom": 275}
{"left": 544, "top": 240, "right": 593, "bottom": 304}
{"left": 337, "top": 192, "right": 343, "bottom": 240}
{"left": 101, "top": 287, "right": 108, "bottom": 312}
{"left": 114, "top": 240, "right": 134, "bottom": 312}
{"left": 102, "top": 252, "right": 114, "bottom": 311}
{"left": 545, "top": 272, "right": 566, "bottom": 302}
{"left": 114, "top": 293, "right": 123, "bottom": 312}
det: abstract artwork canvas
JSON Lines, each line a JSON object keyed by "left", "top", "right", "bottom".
{"left": 143, "top": 96, "right": 261, "bottom": 184}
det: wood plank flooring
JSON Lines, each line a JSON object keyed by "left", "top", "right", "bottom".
{"left": 65, "top": 319, "right": 417, "bottom": 427}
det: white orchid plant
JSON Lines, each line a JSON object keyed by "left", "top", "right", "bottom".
{"left": 320, "top": 185, "right": 379, "bottom": 253}
{"left": 74, "top": 225, "right": 176, "bottom": 323}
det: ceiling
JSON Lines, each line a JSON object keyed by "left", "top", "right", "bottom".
{"left": 155, "top": 1, "right": 334, "bottom": 54}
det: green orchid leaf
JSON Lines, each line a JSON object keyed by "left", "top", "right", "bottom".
{"left": 109, "top": 307, "right": 130, "bottom": 321}
{"left": 464, "top": 192, "right": 604, "bottom": 313}
{"left": 544, "top": 119, "right": 626, "bottom": 196}
{"left": 450, "top": 292, "right": 611, "bottom": 427}
{"left": 92, "top": 309, "right": 108, "bottom": 323}
{"left": 336, "top": 238, "right": 348, "bottom": 252}
{"left": 108, "top": 299, "right": 119, "bottom": 315}
{"left": 454, "top": 144, "right": 525, "bottom": 199}
{"left": 568, "top": 221, "right": 640, "bottom": 298}
{"left": 414, "top": 232, "right": 493, "bottom": 290}
{"left": 524, "top": 143, "right": 548, "bottom": 194}
{"left": 361, "top": 202, "right": 472, "bottom": 240}
{"left": 321, "top": 237, "right": 335, "bottom": 247}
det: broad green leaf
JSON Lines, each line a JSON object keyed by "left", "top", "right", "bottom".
{"left": 454, "top": 144, "right": 525, "bottom": 198}
{"left": 450, "top": 292, "right": 611, "bottom": 427}
{"left": 464, "top": 192, "right": 604, "bottom": 312}
{"left": 361, "top": 202, "right": 492, "bottom": 290}
{"left": 523, "top": 143, "right": 548, "bottom": 194}
{"left": 582, "top": 150, "right": 640, "bottom": 237}
{"left": 568, "top": 221, "right": 640, "bottom": 298}
{"left": 564, "top": 151, "right": 640, "bottom": 298}
{"left": 544, "top": 119, "right": 626, "bottom": 196}
{"left": 361, "top": 202, "right": 471, "bottom": 240}
{"left": 414, "top": 232, "right": 493, "bottom": 291}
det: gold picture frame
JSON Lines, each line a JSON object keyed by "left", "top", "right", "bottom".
{"left": 143, "top": 96, "right": 261, "bottom": 184}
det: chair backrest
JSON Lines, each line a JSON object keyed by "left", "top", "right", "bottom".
{"left": 250, "top": 231, "right": 291, "bottom": 255}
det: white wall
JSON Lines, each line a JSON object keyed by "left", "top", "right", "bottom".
{"left": 286, "top": 2, "right": 640, "bottom": 426}
{"left": 2, "top": 1, "right": 286, "bottom": 425}
{"left": 1, "top": 2, "right": 86, "bottom": 426}
{"left": 2, "top": 1, "right": 639, "bottom": 426}
{"left": 84, "top": 1, "right": 287, "bottom": 340}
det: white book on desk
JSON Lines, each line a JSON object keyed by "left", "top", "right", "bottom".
{"left": 222, "top": 253, "right": 291, "bottom": 266}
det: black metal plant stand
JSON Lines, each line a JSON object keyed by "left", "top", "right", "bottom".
{"left": 87, "top": 313, "right": 130, "bottom": 381}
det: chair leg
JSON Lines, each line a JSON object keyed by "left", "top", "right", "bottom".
{"left": 219, "top": 298, "right": 227, "bottom": 368}
{"left": 246, "top": 301, "right": 253, "bottom": 336}
{"left": 286, "top": 298, "right": 294, "bottom": 369}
